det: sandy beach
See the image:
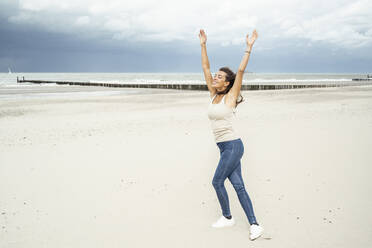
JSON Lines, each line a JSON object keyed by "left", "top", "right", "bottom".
{"left": 1, "top": 85, "right": 372, "bottom": 248}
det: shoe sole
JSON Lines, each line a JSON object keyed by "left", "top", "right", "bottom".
{"left": 211, "top": 223, "right": 235, "bottom": 228}
{"left": 250, "top": 228, "right": 263, "bottom": 240}
{"left": 211, "top": 222, "right": 235, "bottom": 228}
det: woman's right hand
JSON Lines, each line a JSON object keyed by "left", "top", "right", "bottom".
{"left": 199, "top": 29, "right": 207, "bottom": 45}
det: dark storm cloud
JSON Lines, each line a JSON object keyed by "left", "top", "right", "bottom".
{"left": 0, "top": 17, "right": 199, "bottom": 72}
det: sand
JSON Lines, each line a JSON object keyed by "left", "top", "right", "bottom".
{"left": 1, "top": 85, "right": 372, "bottom": 248}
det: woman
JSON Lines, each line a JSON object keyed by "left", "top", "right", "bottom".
{"left": 198, "top": 29, "right": 263, "bottom": 241}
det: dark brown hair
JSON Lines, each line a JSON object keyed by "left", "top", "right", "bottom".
{"left": 217, "top": 66, "right": 244, "bottom": 108}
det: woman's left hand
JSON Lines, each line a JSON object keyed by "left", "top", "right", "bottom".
{"left": 246, "top": 29, "right": 258, "bottom": 47}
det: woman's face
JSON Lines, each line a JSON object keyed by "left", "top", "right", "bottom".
{"left": 212, "top": 71, "right": 229, "bottom": 89}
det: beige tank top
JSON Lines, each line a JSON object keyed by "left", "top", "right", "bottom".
{"left": 207, "top": 94, "right": 239, "bottom": 143}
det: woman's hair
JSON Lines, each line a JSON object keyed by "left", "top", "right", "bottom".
{"left": 217, "top": 66, "right": 244, "bottom": 108}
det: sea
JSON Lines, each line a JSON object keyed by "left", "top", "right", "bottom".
{"left": 0, "top": 72, "right": 369, "bottom": 100}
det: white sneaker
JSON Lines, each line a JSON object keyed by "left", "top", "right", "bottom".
{"left": 250, "top": 224, "right": 264, "bottom": 240}
{"left": 211, "top": 216, "right": 235, "bottom": 228}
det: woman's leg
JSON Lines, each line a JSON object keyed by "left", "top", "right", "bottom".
{"left": 212, "top": 151, "right": 232, "bottom": 217}
{"left": 228, "top": 161, "right": 258, "bottom": 225}
{"left": 212, "top": 139, "right": 244, "bottom": 217}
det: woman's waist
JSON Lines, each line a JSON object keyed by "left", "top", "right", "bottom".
{"left": 217, "top": 137, "right": 242, "bottom": 145}
{"left": 213, "top": 130, "right": 239, "bottom": 143}
{"left": 216, "top": 137, "right": 244, "bottom": 151}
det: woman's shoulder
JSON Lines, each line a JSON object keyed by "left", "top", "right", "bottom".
{"left": 225, "top": 92, "right": 238, "bottom": 108}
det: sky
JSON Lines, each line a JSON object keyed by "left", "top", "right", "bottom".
{"left": 0, "top": 0, "right": 371, "bottom": 73}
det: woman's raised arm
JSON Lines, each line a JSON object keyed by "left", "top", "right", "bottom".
{"left": 199, "top": 29, "right": 215, "bottom": 97}
{"left": 230, "top": 29, "right": 258, "bottom": 99}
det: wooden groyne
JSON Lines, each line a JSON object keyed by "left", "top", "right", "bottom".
{"left": 352, "top": 74, "right": 372, "bottom": 81}
{"left": 16, "top": 77, "right": 372, "bottom": 91}
{"left": 352, "top": 78, "right": 372, "bottom": 81}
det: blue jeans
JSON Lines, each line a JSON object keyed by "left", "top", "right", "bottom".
{"left": 212, "top": 138, "right": 258, "bottom": 225}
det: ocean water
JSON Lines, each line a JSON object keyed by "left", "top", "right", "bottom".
{"left": 0, "top": 72, "right": 369, "bottom": 99}
{"left": 1, "top": 72, "right": 369, "bottom": 85}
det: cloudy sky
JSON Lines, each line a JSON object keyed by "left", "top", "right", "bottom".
{"left": 0, "top": 0, "right": 371, "bottom": 73}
